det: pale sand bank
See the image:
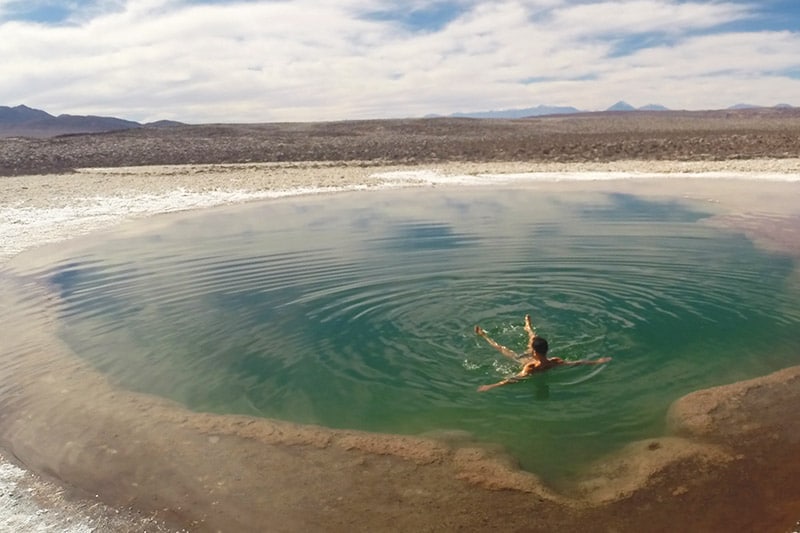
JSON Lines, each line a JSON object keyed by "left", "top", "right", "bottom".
{"left": 3, "top": 158, "right": 799, "bottom": 260}
{"left": 2, "top": 160, "right": 800, "bottom": 532}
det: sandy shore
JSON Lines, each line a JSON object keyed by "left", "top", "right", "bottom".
{"left": 2, "top": 159, "right": 800, "bottom": 532}
{"left": 3, "top": 158, "right": 799, "bottom": 258}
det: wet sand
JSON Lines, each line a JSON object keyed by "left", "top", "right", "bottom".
{"left": 1, "top": 160, "right": 800, "bottom": 532}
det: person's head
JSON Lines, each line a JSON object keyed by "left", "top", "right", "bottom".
{"left": 532, "top": 336, "right": 549, "bottom": 356}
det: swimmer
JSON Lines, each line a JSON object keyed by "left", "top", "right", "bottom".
{"left": 475, "top": 314, "right": 611, "bottom": 392}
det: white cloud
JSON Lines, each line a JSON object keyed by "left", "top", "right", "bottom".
{"left": 0, "top": 0, "right": 798, "bottom": 122}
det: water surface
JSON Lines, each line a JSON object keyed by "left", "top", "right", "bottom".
{"left": 4, "top": 186, "right": 799, "bottom": 485}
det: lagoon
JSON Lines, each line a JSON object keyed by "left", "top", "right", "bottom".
{"left": 5, "top": 185, "right": 799, "bottom": 487}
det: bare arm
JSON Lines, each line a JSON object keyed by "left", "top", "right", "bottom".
{"left": 477, "top": 365, "right": 532, "bottom": 392}
{"left": 475, "top": 325, "right": 518, "bottom": 361}
{"left": 524, "top": 314, "right": 537, "bottom": 349}
{"left": 477, "top": 376, "right": 521, "bottom": 392}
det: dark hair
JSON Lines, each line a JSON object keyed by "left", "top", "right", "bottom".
{"left": 532, "top": 337, "right": 549, "bottom": 355}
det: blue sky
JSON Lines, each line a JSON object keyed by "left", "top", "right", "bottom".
{"left": 1, "top": 0, "right": 798, "bottom": 122}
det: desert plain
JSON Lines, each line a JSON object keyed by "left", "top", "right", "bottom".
{"left": 1, "top": 109, "right": 799, "bottom": 532}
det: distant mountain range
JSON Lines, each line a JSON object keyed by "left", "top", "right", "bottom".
{"left": 444, "top": 104, "right": 582, "bottom": 119}
{"left": 0, "top": 105, "right": 183, "bottom": 138}
{"left": 443, "top": 101, "right": 794, "bottom": 119}
{"left": 438, "top": 100, "right": 664, "bottom": 118}
{"left": 605, "top": 100, "right": 671, "bottom": 112}
{"left": 2, "top": 102, "right": 797, "bottom": 138}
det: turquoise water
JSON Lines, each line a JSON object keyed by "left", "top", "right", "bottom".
{"left": 8, "top": 187, "right": 800, "bottom": 485}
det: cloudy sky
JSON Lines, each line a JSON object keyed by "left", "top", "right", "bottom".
{"left": 1, "top": 0, "right": 798, "bottom": 123}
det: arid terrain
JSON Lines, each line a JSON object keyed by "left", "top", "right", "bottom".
{"left": 2, "top": 107, "right": 800, "bottom": 176}
{"left": 1, "top": 109, "right": 800, "bottom": 532}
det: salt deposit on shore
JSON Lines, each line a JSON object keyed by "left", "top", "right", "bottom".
{"left": 3, "top": 159, "right": 799, "bottom": 262}
{"left": 1, "top": 159, "right": 799, "bottom": 532}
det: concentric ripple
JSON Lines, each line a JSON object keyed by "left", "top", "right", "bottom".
{"left": 2, "top": 187, "right": 799, "bottom": 484}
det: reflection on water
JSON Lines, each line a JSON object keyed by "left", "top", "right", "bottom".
{"left": 2, "top": 187, "right": 799, "bottom": 484}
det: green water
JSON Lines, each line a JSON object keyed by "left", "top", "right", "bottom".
{"left": 17, "top": 187, "right": 800, "bottom": 485}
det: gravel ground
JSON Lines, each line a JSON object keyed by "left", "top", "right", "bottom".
{"left": 2, "top": 108, "right": 800, "bottom": 176}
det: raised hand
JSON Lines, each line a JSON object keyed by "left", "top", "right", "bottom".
{"left": 524, "top": 314, "right": 536, "bottom": 336}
